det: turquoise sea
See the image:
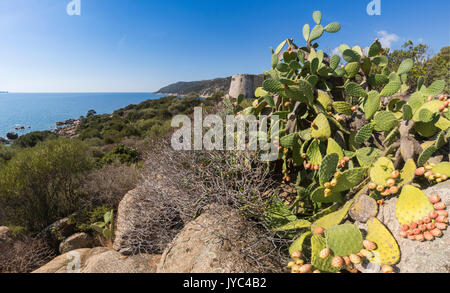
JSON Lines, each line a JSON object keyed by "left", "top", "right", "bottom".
{"left": 0, "top": 92, "right": 165, "bottom": 138}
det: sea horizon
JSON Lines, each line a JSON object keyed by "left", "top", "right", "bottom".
{"left": 0, "top": 92, "right": 166, "bottom": 138}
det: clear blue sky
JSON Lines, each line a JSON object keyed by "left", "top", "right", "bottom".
{"left": 0, "top": 0, "right": 449, "bottom": 92}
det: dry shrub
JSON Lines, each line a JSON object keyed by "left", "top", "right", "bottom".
{"left": 80, "top": 163, "right": 140, "bottom": 208}
{"left": 0, "top": 237, "right": 55, "bottom": 273}
{"left": 122, "top": 136, "right": 289, "bottom": 272}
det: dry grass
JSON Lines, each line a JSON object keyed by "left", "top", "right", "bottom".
{"left": 119, "top": 136, "right": 289, "bottom": 272}
{"left": 0, "top": 236, "right": 55, "bottom": 273}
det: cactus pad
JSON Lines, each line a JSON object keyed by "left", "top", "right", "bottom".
{"left": 325, "top": 224, "right": 363, "bottom": 256}
{"left": 280, "top": 133, "right": 299, "bottom": 149}
{"left": 311, "top": 187, "right": 342, "bottom": 203}
{"left": 263, "top": 79, "right": 283, "bottom": 93}
{"left": 399, "top": 159, "right": 417, "bottom": 186}
{"left": 417, "top": 145, "right": 437, "bottom": 166}
{"left": 380, "top": 81, "right": 401, "bottom": 97}
{"left": 355, "top": 123, "right": 374, "bottom": 144}
{"left": 396, "top": 185, "right": 434, "bottom": 225}
{"left": 319, "top": 153, "right": 339, "bottom": 185}
{"left": 311, "top": 235, "right": 339, "bottom": 273}
{"left": 333, "top": 168, "right": 368, "bottom": 192}
{"left": 366, "top": 218, "right": 400, "bottom": 265}
{"left": 332, "top": 101, "right": 353, "bottom": 115}
{"left": 312, "top": 200, "right": 354, "bottom": 230}
{"left": 370, "top": 157, "right": 395, "bottom": 185}
{"left": 306, "top": 139, "right": 322, "bottom": 165}
{"left": 432, "top": 162, "right": 450, "bottom": 177}
{"left": 374, "top": 111, "right": 398, "bottom": 132}
{"left": 327, "top": 137, "right": 344, "bottom": 160}
{"left": 311, "top": 113, "right": 331, "bottom": 140}
{"left": 362, "top": 91, "right": 381, "bottom": 119}
{"left": 356, "top": 147, "right": 382, "bottom": 168}
{"left": 272, "top": 219, "right": 312, "bottom": 232}
{"left": 421, "top": 80, "right": 445, "bottom": 97}
{"left": 345, "top": 82, "right": 367, "bottom": 97}
{"left": 289, "top": 231, "right": 312, "bottom": 256}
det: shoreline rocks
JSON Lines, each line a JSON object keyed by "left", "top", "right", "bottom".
{"left": 6, "top": 132, "right": 18, "bottom": 140}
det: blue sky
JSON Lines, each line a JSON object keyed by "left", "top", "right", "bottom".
{"left": 0, "top": 0, "right": 449, "bottom": 92}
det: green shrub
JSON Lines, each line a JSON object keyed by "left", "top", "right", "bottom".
{"left": 12, "top": 131, "right": 58, "bottom": 148}
{"left": 0, "top": 139, "right": 94, "bottom": 232}
{"left": 101, "top": 144, "right": 140, "bottom": 164}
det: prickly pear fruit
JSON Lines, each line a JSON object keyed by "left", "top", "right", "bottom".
{"left": 382, "top": 265, "right": 394, "bottom": 273}
{"left": 319, "top": 248, "right": 330, "bottom": 259}
{"left": 363, "top": 240, "right": 377, "bottom": 250}
{"left": 331, "top": 256, "right": 344, "bottom": 268}
{"left": 429, "top": 195, "right": 441, "bottom": 204}
{"left": 434, "top": 202, "right": 446, "bottom": 210}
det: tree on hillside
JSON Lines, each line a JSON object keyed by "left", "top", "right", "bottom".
{"left": 387, "top": 41, "right": 449, "bottom": 94}
{"left": 424, "top": 46, "right": 450, "bottom": 94}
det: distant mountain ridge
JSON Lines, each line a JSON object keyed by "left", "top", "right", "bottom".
{"left": 156, "top": 75, "right": 263, "bottom": 97}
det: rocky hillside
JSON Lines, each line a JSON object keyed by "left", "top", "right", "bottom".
{"left": 156, "top": 75, "right": 263, "bottom": 97}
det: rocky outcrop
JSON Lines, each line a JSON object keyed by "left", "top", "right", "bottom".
{"left": 156, "top": 204, "right": 277, "bottom": 273}
{"left": 6, "top": 132, "right": 18, "bottom": 140}
{"left": 228, "top": 74, "right": 261, "bottom": 99}
{"left": 59, "top": 233, "right": 96, "bottom": 254}
{"left": 38, "top": 217, "right": 76, "bottom": 248}
{"left": 55, "top": 119, "right": 80, "bottom": 138}
{"left": 33, "top": 247, "right": 161, "bottom": 273}
{"left": 113, "top": 177, "right": 184, "bottom": 255}
{"left": 356, "top": 181, "right": 450, "bottom": 273}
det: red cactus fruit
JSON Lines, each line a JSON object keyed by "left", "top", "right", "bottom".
{"left": 381, "top": 265, "right": 394, "bottom": 273}
{"left": 431, "top": 228, "right": 443, "bottom": 237}
{"left": 363, "top": 240, "right": 377, "bottom": 250}
{"left": 436, "top": 216, "right": 448, "bottom": 223}
{"left": 406, "top": 230, "right": 413, "bottom": 236}
{"left": 401, "top": 224, "right": 409, "bottom": 231}
{"left": 313, "top": 227, "right": 325, "bottom": 235}
{"left": 437, "top": 210, "right": 448, "bottom": 217}
{"left": 429, "top": 194, "right": 441, "bottom": 204}
{"left": 415, "top": 167, "right": 426, "bottom": 176}
{"left": 426, "top": 223, "right": 436, "bottom": 231}
{"left": 331, "top": 256, "right": 344, "bottom": 268}
{"left": 413, "top": 228, "right": 421, "bottom": 235}
{"left": 399, "top": 231, "right": 407, "bottom": 238}
{"left": 415, "top": 234, "right": 425, "bottom": 241}
{"left": 422, "top": 217, "right": 431, "bottom": 224}
{"left": 419, "top": 225, "right": 427, "bottom": 232}
{"left": 409, "top": 222, "right": 418, "bottom": 229}
{"left": 435, "top": 222, "right": 447, "bottom": 230}
{"left": 423, "top": 231, "right": 434, "bottom": 241}
{"left": 417, "top": 219, "right": 423, "bottom": 225}
{"left": 429, "top": 211, "right": 438, "bottom": 219}
{"left": 408, "top": 235, "right": 415, "bottom": 240}
{"left": 434, "top": 202, "right": 446, "bottom": 210}
{"left": 343, "top": 256, "right": 351, "bottom": 265}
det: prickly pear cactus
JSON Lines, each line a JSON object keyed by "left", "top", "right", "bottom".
{"left": 246, "top": 10, "right": 450, "bottom": 273}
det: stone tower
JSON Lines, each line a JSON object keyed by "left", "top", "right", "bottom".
{"left": 228, "top": 74, "right": 259, "bottom": 99}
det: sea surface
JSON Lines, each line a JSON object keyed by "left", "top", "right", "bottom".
{"left": 0, "top": 92, "right": 165, "bottom": 138}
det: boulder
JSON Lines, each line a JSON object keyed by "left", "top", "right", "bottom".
{"left": 33, "top": 247, "right": 160, "bottom": 273}
{"left": 157, "top": 204, "right": 279, "bottom": 273}
{"left": 59, "top": 233, "right": 96, "bottom": 254}
{"left": 0, "top": 137, "right": 8, "bottom": 144}
{"left": 113, "top": 179, "right": 184, "bottom": 255}
{"left": 6, "top": 132, "right": 18, "bottom": 140}
{"left": 357, "top": 181, "right": 450, "bottom": 273}
{"left": 38, "top": 217, "right": 76, "bottom": 248}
